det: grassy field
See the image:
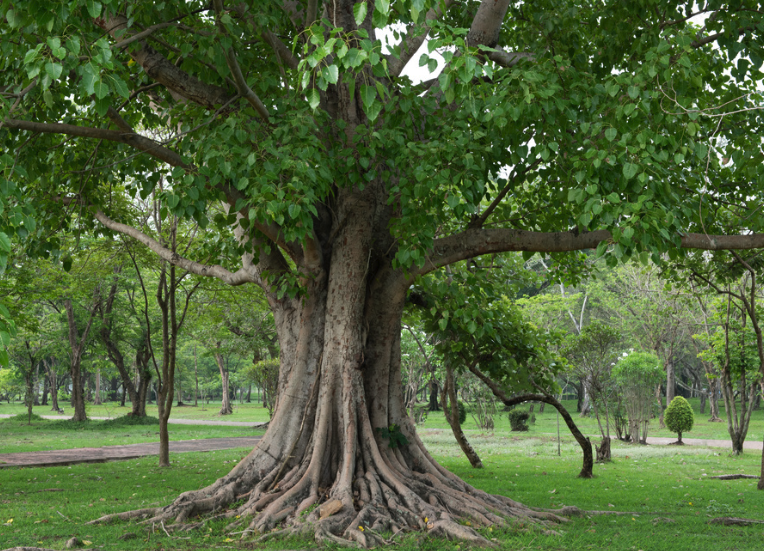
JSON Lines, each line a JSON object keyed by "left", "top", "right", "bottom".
{"left": 1, "top": 424, "right": 763, "bottom": 551}
{"left": 2, "top": 397, "right": 762, "bottom": 443}
{"left": 0, "top": 415, "right": 265, "bottom": 453}
{"left": 0, "top": 400, "right": 273, "bottom": 423}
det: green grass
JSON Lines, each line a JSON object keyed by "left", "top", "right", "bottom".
{"left": 0, "top": 416, "right": 265, "bottom": 453}
{"left": 0, "top": 400, "right": 273, "bottom": 422}
{"left": 417, "top": 398, "right": 764, "bottom": 444}
{"left": 1, "top": 420, "right": 763, "bottom": 551}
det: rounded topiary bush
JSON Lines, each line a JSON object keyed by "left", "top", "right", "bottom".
{"left": 664, "top": 396, "right": 694, "bottom": 444}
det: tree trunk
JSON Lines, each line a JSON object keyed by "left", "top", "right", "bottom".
{"left": 32, "top": 361, "right": 41, "bottom": 406}
{"left": 41, "top": 367, "right": 49, "bottom": 406}
{"left": 700, "top": 391, "right": 706, "bottom": 414}
{"left": 46, "top": 360, "right": 60, "bottom": 412}
{"left": 428, "top": 379, "right": 440, "bottom": 411}
{"left": 94, "top": 368, "right": 102, "bottom": 405}
{"left": 595, "top": 437, "right": 611, "bottom": 462}
{"left": 665, "top": 359, "right": 676, "bottom": 405}
{"left": 194, "top": 345, "right": 199, "bottom": 407}
{"left": 216, "top": 344, "right": 233, "bottom": 415}
{"left": 441, "top": 365, "right": 483, "bottom": 468}
{"left": 64, "top": 298, "right": 98, "bottom": 422}
{"left": 90, "top": 202, "right": 568, "bottom": 545}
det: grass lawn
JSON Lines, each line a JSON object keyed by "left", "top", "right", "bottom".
{"left": 0, "top": 400, "right": 273, "bottom": 423}
{"left": 0, "top": 415, "right": 266, "bottom": 453}
{"left": 1, "top": 418, "right": 763, "bottom": 550}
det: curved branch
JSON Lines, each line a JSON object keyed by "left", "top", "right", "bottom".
{"left": 3, "top": 118, "right": 192, "bottom": 169}
{"left": 467, "top": 363, "right": 593, "bottom": 478}
{"left": 94, "top": 210, "right": 258, "bottom": 286}
{"left": 418, "top": 227, "right": 764, "bottom": 277}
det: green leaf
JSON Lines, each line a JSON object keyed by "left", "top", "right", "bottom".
{"left": 86, "top": 0, "right": 102, "bottom": 18}
{"left": 353, "top": 2, "right": 368, "bottom": 26}
{"left": 360, "top": 84, "right": 376, "bottom": 107}
{"left": 236, "top": 177, "right": 249, "bottom": 190}
{"left": 623, "top": 162, "right": 639, "bottom": 180}
{"left": 93, "top": 79, "right": 110, "bottom": 99}
{"left": 627, "top": 85, "right": 639, "bottom": 99}
{"left": 111, "top": 76, "right": 130, "bottom": 98}
{"left": 45, "top": 62, "right": 63, "bottom": 80}
{"left": 375, "top": 0, "right": 390, "bottom": 15}
{"left": 62, "top": 254, "right": 73, "bottom": 272}
{"left": 288, "top": 203, "right": 301, "bottom": 219}
{"left": 43, "top": 89, "right": 54, "bottom": 107}
{"left": 323, "top": 64, "right": 339, "bottom": 84}
{"left": 307, "top": 88, "right": 320, "bottom": 110}
{"left": 0, "top": 331, "right": 9, "bottom": 347}
{"left": 605, "top": 128, "right": 617, "bottom": 141}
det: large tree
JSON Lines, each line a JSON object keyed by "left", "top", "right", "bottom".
{"left": 3, "top": 0, "right": 764, "bottom": 544}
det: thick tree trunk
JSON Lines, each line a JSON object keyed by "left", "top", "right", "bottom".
{"left": 427, "top": 380, "right": 440, "bottom": 411}
{"left": 90, "top": 198, "right": 567, "bottom": 546}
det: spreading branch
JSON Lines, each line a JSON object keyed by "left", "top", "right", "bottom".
{"left": 418, "top": 228, "right": 764, "bottom": 277}
{"left": 94, "top": 210, "right": 259, "bottom": 286}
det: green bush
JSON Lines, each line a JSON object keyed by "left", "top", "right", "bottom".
{"left": 664, "top": 396, "right": 694, "bottom": 443}
{"left": 508, "top": 409, "right": 530, "bottom": 431}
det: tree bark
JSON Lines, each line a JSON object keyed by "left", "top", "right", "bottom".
{"left": 442, "top": 365, "right": 483, "bottom": 468}
{"left": 64, "top": 298, "right": 98, "bottom": 422}
{"left": 216, "top": 343, "right": 233, "bottom": 415}
{"left": 666, "top": 360, "right": 676, "bottom": 404}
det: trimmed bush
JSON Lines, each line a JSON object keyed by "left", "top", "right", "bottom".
{"left": 664, "top": 396, "right": 694, "bottom": 443}
{"left": 508, "top": 410, "right": 530, "bottom": 431}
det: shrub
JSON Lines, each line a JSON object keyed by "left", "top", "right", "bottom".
{"left": 508, "top": 409, "right": 530, "bottom": 431}
{"left": 664, "top": 396, "right": 694, "bottom": 443}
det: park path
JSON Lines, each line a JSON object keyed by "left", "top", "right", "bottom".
{"left": 0, "top": 414, "right": 268, "bottom": 427}
{"left": 0, "top": 436, "right": 262, "bottom": 468}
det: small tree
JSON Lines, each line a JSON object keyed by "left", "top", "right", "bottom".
{"left": 612, "top": 352, "right": 664, "bottom": 444}
{"left": 664, "top": 396, "right": 694, "bottom": 444}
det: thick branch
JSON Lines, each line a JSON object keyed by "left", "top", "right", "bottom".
{"left": 419, "top": 228, "right": 764, "bottom": 277}
{"left": 3, "top": 118, "right": 191, "bottom": 169}
{"left": 387, "top": 0, "right": 454, "bottom": 78}
{"left": 97, "top": 14, "right": 234, "bottom": 108}
{"left": 467, "top": 0, "right": 511, "bottom": 49}
{"left": 94, "top": 210, "right": 258, "bottom": 286}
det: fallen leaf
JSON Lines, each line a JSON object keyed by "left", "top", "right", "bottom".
{"left": 82, "top": 540, "right": 92, "bottom": 545}
{"left": 608, "top": 504, "right": 614, "bottom": 508}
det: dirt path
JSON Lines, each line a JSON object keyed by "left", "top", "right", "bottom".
{"left": 0, "top": 414, "right": 267, "bottom": 427}
{"left": 0, "top": 436, "right": 261, "bottom": 468}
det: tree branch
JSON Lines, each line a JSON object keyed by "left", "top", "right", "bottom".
{"left": 467, "top": 0, "right": 512, "bottom": 49}
{"left": 213, "top": 0, "right": 270, "bottom": 122}
{"left": 97, "top": 14, "right": 235, "bottom": 109}
{"left": 469, "top": 159, "right": 541, "bottom": 228}
{"left": 94, "top": 210, "right": 258, "bottom": 286}
{"left": 418, "top": 227, "right": 764, "bottom": 277}
{"left": 387, "top": 0, "right": 454, "bottom": 78}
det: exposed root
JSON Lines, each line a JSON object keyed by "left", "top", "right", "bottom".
{"left": 85, "top": 507, "right": 159, "bottom": 524}
{"left": 709, "top": 517, "right": 764, "bottom": 526}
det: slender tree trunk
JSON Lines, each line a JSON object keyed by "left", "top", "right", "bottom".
{"left": 194, "top": 345, "right": 199, "bottom": 407}
{"left": 32, "top": 361, "right": 40, "bottom": 406}
{"left": 665, "top": 359, "right": 676, "bottom": 404}
{"left": 64, "top": 298, "right": 98, "bottom": 422}
{"left": 94, "top": 368, "right": 102, "bottom": 405}
{"left": 216, "top": 343, "right": 233, "bottom": 415}
{"left": 41, "top": 371, "right": 49, "bottom": 406}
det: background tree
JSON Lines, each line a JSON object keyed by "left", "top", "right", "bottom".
{"left": 563, "top": 321, "right": 623, "bottom": 461}
{"left": 612, "top": 352, "right": 664, "bottom": 444}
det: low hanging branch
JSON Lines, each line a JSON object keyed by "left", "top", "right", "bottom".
{"left": 468, "top": 364, "right": 594, "bottom": 478}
